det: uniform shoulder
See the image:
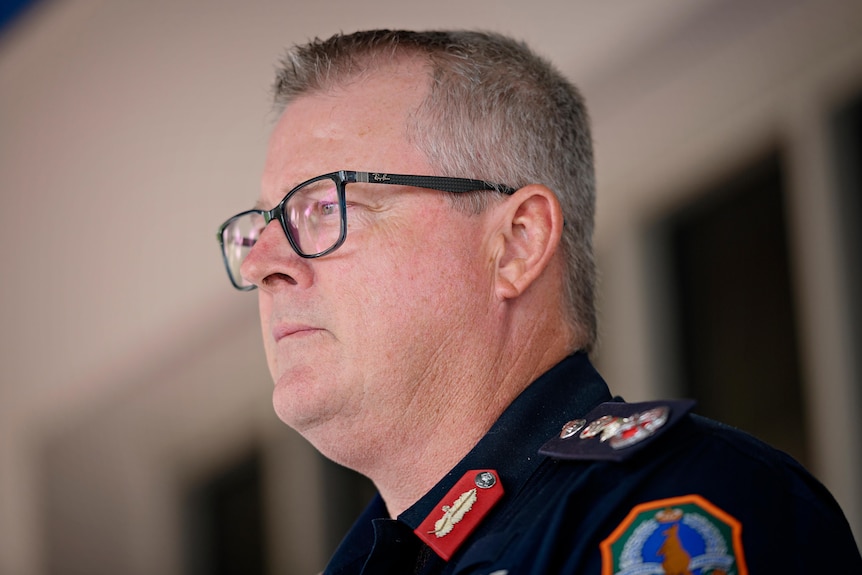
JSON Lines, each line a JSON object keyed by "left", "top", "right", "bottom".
{"left": 539, "top": 398, "right": 811, "bottom": 473}
{"left": 682, "top": 412, "right": 827, "bottom": 496}
{"left": 538, "top": 399, "right": 695, "bottom": 462}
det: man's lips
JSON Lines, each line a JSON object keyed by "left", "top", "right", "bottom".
{"left": 272, "top": 324, "right": 322, "bottom": 342}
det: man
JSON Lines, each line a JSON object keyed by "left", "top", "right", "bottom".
{"left": 218, "top": 30, "right": 861, "bottom": 574}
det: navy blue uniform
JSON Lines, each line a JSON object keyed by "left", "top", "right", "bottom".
{"left": 324, "top": 353, "right": 862, "bottom": 574}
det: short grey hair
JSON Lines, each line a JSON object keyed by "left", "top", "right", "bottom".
{"left": 273, "top": 30, "right": 597, "bottom": 351}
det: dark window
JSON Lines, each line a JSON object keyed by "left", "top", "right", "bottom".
{"left": 185, "top": 452, "right": 268, "bottom": 575}
{"left": 832, "top": 93, "right": 862, "bottom": 464}
{"left": 665, "top": 152, "right": 809, "bottom": 466}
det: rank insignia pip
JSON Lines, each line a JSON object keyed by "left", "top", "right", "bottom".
{"left": 600, "top": 494, "right": 748, "bottom": 575}
{"left": 414, "top": 470, "right": 504, "bottom": 561}
{"left": 539, "top": 399, "right": 695, "bottom": 462}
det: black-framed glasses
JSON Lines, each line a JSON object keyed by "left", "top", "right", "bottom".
{"left": 217, "top": 170, "right": 516, "bottom": 290}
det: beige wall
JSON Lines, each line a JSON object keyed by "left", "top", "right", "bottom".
{"left": 1, "top": 0, "right": 860, "bottom": 572}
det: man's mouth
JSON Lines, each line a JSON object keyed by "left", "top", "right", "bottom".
{"left": 272, "top": 324, "right": 322, "bottom": 342}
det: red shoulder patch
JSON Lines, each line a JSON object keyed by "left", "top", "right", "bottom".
{"left": 413, "top": 470, "right": 504, "bottom": 561}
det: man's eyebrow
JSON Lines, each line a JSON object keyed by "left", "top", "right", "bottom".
{"left": 254, "top": 180, "right": 300, "bottom": 210}
{"left": 253, "top": 187, "right": 288, "bottom": 211}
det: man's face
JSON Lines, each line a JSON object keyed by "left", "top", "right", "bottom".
{"left": 242, "top": 62, "right": 501, "bottom": 458}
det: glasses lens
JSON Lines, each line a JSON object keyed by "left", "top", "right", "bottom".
{"left": 285, "top": 177, "right": 343, "bottom": 256}
{"left": 221, "top": 211, "right": 266, "bottom": 289}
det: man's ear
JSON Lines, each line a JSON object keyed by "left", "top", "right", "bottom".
{"left": 494, "top": 184, "right": 564, "bottom": 300}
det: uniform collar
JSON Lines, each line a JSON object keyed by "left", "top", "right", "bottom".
{"left": 325, "top": 352, "right": 612, "bottom": 572}
{"left": 324, "top": 494, "right": 395, "bottom": 574}
{"left": 398, "top": 351, "right": 612, "bottom": 530}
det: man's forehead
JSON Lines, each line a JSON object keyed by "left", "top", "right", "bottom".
{"left": 275, "top": 61, "right": 431, "bottom": 129}
{"left": 259, "top": 62, "right": 433, "bottom": 204}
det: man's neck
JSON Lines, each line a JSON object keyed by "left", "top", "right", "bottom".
{"left": 373, "top": 336, "right": 575, "bottom": 517}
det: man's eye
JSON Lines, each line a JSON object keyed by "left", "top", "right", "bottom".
{"left": 319, "top": 202, "right": 338, "bottom": 216}
{"left": 309, "top": 200, "right": 340, "bottom": 219}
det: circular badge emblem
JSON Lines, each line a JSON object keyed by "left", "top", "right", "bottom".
{"left": 474, "top": 471, "right": 497, "bottom": 489}
{"left": 560, "top": 419, "right": 586, "bottom": 439}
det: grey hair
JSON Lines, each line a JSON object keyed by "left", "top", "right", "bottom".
{"left": 273, "top": 30, "right": 596, "bottom": 351}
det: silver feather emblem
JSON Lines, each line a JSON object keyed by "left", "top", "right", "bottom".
{"left": 431, "top": 488, "right": 477, "bottom": 537}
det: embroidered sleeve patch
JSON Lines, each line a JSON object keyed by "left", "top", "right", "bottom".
{"left": 600, "top": 495, "right": 748, "bottom": 575}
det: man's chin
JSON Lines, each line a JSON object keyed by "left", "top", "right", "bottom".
{"left": 272, "top": 388, "right": 332, "bottom": 432}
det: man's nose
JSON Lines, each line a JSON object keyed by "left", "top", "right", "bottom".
{"left": 240, "top": 221, "right": 312, "bottom": 290}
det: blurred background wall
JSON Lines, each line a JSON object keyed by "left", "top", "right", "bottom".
{"left": 1, "top": 0, "right": 860, "bottom": 573}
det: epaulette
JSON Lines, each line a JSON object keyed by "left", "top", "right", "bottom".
{"left": 414, "top": 470, "right": 505, "bottom": 560}
{"left": 538, "top": 399, "right": 695, "bottom": 462}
